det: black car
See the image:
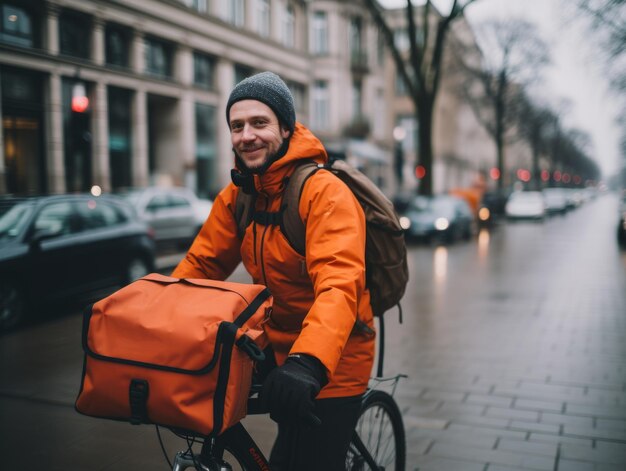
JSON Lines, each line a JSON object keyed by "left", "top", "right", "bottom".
{"left": 399, "top": 195, "right": 476, "bottom": 244}
{"left": 477, "top": 190, "right": 509, "bottom": 227}
{"left": 0, "top": 194, "right": 156, "bottom": 329}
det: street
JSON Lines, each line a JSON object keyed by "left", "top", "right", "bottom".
{"left": 1, "top": 193, "right": 625, "bottom": 470}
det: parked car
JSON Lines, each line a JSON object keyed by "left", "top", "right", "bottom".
{"left": 399, "top": 195, "right": 475, "bottom": 244}
{"left": 116, "top": 186, "right": 212, "bottom": 250}
{"left": 477, "top": 190, "right": 509, "bottom": 227}
{"left": 542, "top": 188, "right": 569, "bottom": 215}
{"left": 0, "top": 194, "right": 155, "bottom": 330}
{"left": 505, "top": 191, "right": 546, "bottom": 220}
{"left": 618, "top": 193, "right": 626, "bottom": 248}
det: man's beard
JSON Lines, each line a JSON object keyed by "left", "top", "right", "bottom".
{"left": 233, "top": 138, "right": 290, "bottom": 176}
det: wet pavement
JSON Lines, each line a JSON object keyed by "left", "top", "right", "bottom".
{"left": 1, "top": 192, "right": 625, "bottom": 470}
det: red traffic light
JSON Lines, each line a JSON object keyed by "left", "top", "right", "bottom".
{"left": 414, "top": 165, "right": 426, "bottom": 179}
{"left": 71, "top": 83, "right": 89, "bottom": 113}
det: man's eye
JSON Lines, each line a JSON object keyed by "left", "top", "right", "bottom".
{"left": 253, "top": 120, "right": 267, "bottom": 127}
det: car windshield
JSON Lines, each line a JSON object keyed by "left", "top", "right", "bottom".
{"left": 118, "top": 190, "right": 143, "bottom": 206}
{"left": 411, "top": 197, "right": 456, "bottom": 218}
{"left": 0, "top": 203, "right": 33, "bottom": 241}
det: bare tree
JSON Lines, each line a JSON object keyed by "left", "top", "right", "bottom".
{"left": 569, "top": 0, "right": 626, "bottom": 186}
{"left": 517, "top": 95, "right": 556, "bottom": 190}
{"left": 454, "top": 19, "right": 550, "bottom": 190}
{"left": 361, "top": 0, "right": 478, "bottom": 196}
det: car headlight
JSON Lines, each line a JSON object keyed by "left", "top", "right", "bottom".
{"left": 434, "top": 217, "right": 449, "bottom": 231}
{"left": 399, "top": 216, "right": 411, "bottom": 230}
{"left": 478, "top": 207, "right": 490, "bottom": 221}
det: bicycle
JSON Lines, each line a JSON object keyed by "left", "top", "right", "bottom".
{"left": 162, "top": 375, "right": 407, "bottom": 471}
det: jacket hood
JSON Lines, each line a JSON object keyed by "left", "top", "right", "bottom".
{"left": 234, "top": 122, "right": 328, "bottom": 196}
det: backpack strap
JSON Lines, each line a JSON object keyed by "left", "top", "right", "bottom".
{"left": 234, "top": 190, "right": 257, "bottom": 239}
{"left": 280, "top": 161, "right": 323, "bottom": 255}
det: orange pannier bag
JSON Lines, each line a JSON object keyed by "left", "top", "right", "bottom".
{"left": 75, "top": 273, "right": 272, "bottom": 436}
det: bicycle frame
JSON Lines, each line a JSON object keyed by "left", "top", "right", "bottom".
{"left": 169, "top": 375, "right": 406, "bottom": 470}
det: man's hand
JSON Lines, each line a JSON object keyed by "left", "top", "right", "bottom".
{"left": 259, "top": 354, "right": 327, "bottom": 426}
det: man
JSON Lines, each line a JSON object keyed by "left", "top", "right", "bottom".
{"left": 172, "top": 71, "right": 375, "bottom": 470}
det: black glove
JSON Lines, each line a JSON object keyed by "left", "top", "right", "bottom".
{"left": 259, "top": 354, "right": 328, "bottom": 426}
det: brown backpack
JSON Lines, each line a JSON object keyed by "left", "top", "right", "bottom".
{"left": 75, "top": 273, "right": 272, "bottom": 437}
{"left": 235, "top": 159, "right": 409, "bottom": 375}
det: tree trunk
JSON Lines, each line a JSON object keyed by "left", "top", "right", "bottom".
{"left": 416, "top": 98, "right": 434, "bottom": 196}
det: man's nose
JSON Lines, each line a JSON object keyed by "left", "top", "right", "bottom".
{"left": 242, "top": 124, "right": 256, "bottom": 141}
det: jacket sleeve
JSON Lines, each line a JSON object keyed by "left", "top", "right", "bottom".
{"left": 289, "top": 170, "right": 367, "bottom": 376}
{"left": 171, "top": 185, "right": 242, "bottom": 280}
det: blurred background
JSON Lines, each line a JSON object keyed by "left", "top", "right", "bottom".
{"left": 1, "top": 2, "right": 626, "bottom": 469}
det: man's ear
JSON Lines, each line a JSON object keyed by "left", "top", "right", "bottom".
{"left": 281, "top": 126, "right": 291, "bottom": 139}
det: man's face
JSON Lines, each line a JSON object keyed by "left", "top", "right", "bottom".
{"left": 229, "top": 100, "right": 291, "bottom": 170}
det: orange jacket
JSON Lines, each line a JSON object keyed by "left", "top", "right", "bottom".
{"left": 172, "top": 123, "right": 375, "bottom": 398}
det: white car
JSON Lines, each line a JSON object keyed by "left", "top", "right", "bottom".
{"left": 505, "top": 191, "right": 546, "bottom": 220}
{"left": 542, "top": 188, "right": 568, "bottom": 215}
{"left": 118, "top": 187, "right": 212, "bottom": 249}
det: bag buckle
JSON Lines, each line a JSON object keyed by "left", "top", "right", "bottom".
{"left": 236, "top": 335, "right": 266, "bottom": 361}
{"left": 129, "top": 378, "right": 149, "bottom": 425}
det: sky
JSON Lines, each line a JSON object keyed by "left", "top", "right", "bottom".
{"left": 378, "top": 0, "right": 623, "bottom": 177}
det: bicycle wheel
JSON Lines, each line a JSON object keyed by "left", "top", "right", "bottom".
{"left": 346, "top": 390, "right": 406, "bottom": 471}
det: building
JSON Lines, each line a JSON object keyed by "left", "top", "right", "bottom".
{"left": 1, "top": 0, "right": 498, "bottom": 199}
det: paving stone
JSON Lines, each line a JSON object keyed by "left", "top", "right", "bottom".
{"left": 565, "top": 403, "right": 626, "bottom": 419}
{"left": 496, "top": 438, "right": 558, "bottom": 457}
{"left": 541, "top": 412, "right": 594, "bottom": 428}
{"left": 563, "top": 424, "right": 626, "bottom": 441}
{"left": 428, "top": 442, "right": 555, "bottom": 470}
{"left": 555, "top": 460, "right": 594, "bottom": 471}
{"left": 467, "top": 393, "right": 515, "bottom": 408}
{"left": 560, "top": 441, "right": 626, "bottom": 466}
{"left": 515, "top": 398, "right": 564, "bottom": 413}
{"left": 527, "top": 433, "right": 593, "bottom": 448}
{"left": 509, "top": 420, "right": 560, "bottom": 434}
{"left": 412, "top": 455, "right": 486, "bottom": 471}
{"left": 595, "top": 418, "right": 626, "bottom": 432}
{"left": 486, "top": 406, "right": 540, "bottom": 422}
{"left": 410, "top": 427, "right": 498, "bottom": 449}
{"left": 446, "top": 423, "right": 527, "bottom": 440}
{"left": 421, "top": 389, "right": 467, "bottom": 402}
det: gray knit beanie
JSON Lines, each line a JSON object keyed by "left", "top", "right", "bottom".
{"left": 226, "top": 71, "right": 296, "bottom": 134}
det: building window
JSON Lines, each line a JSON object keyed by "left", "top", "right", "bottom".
{"left": 352, "top": 80, "right": 362, "bottom": 120}
{"left": 59, "top": 9, "right": 91, "bottom": 59}
{"left": 195, "top": 103, "right": 218, "bottom": 198}
{"left": 377, "top": 30, "right": 385, "bottom": 67}
{"left": 257, "top": 0, "right": 270, "bottom": 38}
{"left": 349, "top": 16, "right": 363, "bottom": 58}
{"left": 234, "top": 64, "right": 254, "bottom": 86}
{"left": 105, "top": 23, "right": 130, "bottom": 68}
{"left": 144, "top": 37, "right": 174, "bottom": 78}
{"left": 193, "top": 52, "right": 215, "bottom": 89}
{"left": 1, "top": 4, "right": 35, "bottom": 48}
{"left": 183, "top": 0, "right": 207, "bottom": 14}
{"left": 311, "top": 11, "right": 328, "bottom": 55}
{"left": 224, "top": 0, "right": 244, "bottom": 27}
{"left": 286, "top": 80, "right": 306, "bottom": 116}
{"left": 281, "top": 4, "right": 295, "bottom": 47}
{"left": 312, "top": 80, "right": 329, "bottom": 131}
{"left": 108, "top": 86, "right": 132, "bottom": 190}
